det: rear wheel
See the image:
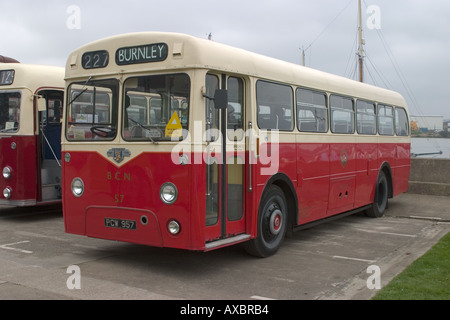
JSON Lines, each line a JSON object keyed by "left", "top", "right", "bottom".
{"left": 245, "top": 185, "right": 288, "bottom": 258}
{"left": 366, "top": 171, "right": 389, "bottom": 218}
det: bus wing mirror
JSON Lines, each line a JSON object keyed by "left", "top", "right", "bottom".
{"left": 214, "top": 89, "right": 228, "bottom": 109}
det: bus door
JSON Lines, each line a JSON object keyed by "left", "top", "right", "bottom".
{"left": 37, "top": 90, "right": 63, "bottom": 202}
{"left": 205, "top": 74, "right": 248, "bottom": 244}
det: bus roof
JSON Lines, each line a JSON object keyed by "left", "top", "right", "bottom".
{"left": 66, "top": 32, "right": 407, "bottom": 108}
{"left": 0, "top": 63, "right": 65, "bottom": 93}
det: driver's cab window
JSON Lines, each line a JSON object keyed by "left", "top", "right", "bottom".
{"left": 66, "top": 79, "right": 118, "bottom": 141}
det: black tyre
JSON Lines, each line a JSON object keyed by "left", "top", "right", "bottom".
{"left": 366, "top": 171, "right": 389, "bottom": 218}
{"left": 245, "top": 185, "right": 288, "bottom": 258}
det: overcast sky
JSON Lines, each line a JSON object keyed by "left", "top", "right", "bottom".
{"left": 1, "top": 0, "right": 449, "bottom": 118}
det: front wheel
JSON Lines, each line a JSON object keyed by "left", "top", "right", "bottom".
{"left": 245, "top": 185, "right": 288, "bottom": 258}
{"left": 366, "top": 171, "right": 389, "bottom": 218}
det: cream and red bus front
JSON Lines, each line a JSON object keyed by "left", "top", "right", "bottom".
{"left": 0, "top": 66, "right": 64, "bottom": 206}
{"left": 63, "top": 69, "right": 193, "bottom": 249}
{"left": 61, "top": 66, "right": 251, "bottom": 251}
{"left": 0, "top": 83, "right": 36, "bottom": 206}
{"left": 62, "top": 34, "right": 256, "bottom": 250}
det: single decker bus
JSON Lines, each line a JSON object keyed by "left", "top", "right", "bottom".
{"left": 0, "top": 63, "right": 65, "bottom": 206}
{"left": 62, "top": 32, "right": 410, "bottom": 257}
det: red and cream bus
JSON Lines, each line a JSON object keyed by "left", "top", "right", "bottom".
{"left": 62, "top": 32, "right": 410, "bottom": 257}
{"left": 0, "top": 63, "right": 65, "bottom": 206}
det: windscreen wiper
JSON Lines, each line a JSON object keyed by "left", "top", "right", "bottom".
{"left": 0, "top": 127, "right": 18, "bottom": 133}
{"left": 128, "top": 118, "right": 158, "bottom": 145}
{"left": 69, "top": 76, "right": 93, "bottom": 106}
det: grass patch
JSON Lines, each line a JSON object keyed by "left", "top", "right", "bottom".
{"left": 373, "top": 232, "right": 450, "bottom": 300}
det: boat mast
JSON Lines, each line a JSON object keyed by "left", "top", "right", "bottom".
{"left": 358, "top": 0, "right": 364, "bottom": 82}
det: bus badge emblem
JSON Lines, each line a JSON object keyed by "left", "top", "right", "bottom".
{"left": 340, "top": 150, "right": 348, "bottom": 168}
{"left": 107, "top": 148, "right": 131, "bottom": 163}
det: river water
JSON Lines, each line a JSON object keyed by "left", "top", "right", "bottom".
{"left": 411, "top": 138, "right": 450, "bottom": 159}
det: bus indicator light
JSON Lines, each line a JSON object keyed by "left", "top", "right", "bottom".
{"left": 2, "top": 167, "right": 12, "bottom": 179}
{"left": 3, "top": 187, "right": 12, "bottom": 199}
{"left": 168, "top": 220, "right": 181, "bottom": 235}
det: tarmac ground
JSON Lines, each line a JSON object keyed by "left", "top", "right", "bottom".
{"left": 0, "top": 192, "right": 449, "bottom": 301}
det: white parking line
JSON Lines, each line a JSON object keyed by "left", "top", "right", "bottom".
{"left": 333, "top": 255, "right": 376, "bottom": 263}
{"left": 355, "top": 228, "right": 417, "bottom": 238}
{"left": 409, "top": 215, "right": 443, "bottom": 221}
{"left": 250, "top": 295, "right": 276, "bottom": 300}
{"left": 0, "top": 241, "right": 33, "bottom": 254}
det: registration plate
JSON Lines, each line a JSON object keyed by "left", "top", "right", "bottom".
{"left": 104, "top": 218, "right": 137, "bottom": 230}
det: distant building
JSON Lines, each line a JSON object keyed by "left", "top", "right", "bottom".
{"left": 444, "top": 120, "right": 450, "bottom": 132}
{"left": 410, "top": 115, "right": 443, "bottom": 132}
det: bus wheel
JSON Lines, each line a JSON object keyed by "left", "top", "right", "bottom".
{"left": 366, "top": 171, "right": 388, "bottom": 218}
{"left": 245, "top": 185, "right": 287, "bottom": 258}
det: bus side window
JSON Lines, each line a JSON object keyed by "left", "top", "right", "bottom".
{"left": 378, "top": 105, "right": 394, "bottom": 136}
{"left": 395, "top": 107, "right": 409, "bottom": 136}
{"left": 297, "top": 88, "right": 328, "bottom": 133}
{"left": 256, "top": 80, "right": 293, "bottom": 131}
{"left": 356, "top": 100, "right": 376, "bottom": 135}
{"left": 331, "top": 95, "right": 354, "bottom": 134}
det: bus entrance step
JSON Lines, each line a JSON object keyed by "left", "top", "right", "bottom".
{"left": 205, "top": 234, "right": 251, "bottom": 251}
{"left": 42, "top": 184, "right": 61, "bottom": 201}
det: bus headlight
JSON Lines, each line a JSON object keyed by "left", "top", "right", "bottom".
{"left": 160, "top": 182, "right": 178, "bottom": 204}
{"left": 71, "top": 178, "right": 85, "bottom": 197}
{"left": 2, "top": 167, "right": 12, "bottom": 179}
{"left": 168, "top": 220, "right": 181, "bottom": 235}
{"left": 3, "top": 187, "right": 12, "bottom": 199}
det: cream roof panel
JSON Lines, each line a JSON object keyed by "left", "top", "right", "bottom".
{"left": 65, "top": 32, "right": 407, "bottom": 108}
{"left": 0, "top": 63, "right": 65, "bottom": 93}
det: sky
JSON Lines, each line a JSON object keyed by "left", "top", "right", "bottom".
{"left": 1, "top": 0, "right": 449, "bottom": 119}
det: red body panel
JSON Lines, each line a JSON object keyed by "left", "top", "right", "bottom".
{"left": 0, "top": 136, "right": 38, "bottom": 205}
{"left": 63, "top": 142, "right": 410, "bottom": 250}
{"left": 63, "top": 152, "right": 203, "bottom": 250}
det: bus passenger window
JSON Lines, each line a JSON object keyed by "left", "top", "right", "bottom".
{"left": 378, "top": 105, "right": 394, "bottom": 136}
{"left": 46, "top": 92, "right": 64, "bottom": 125}
{"left": 256, "top": 80, "right": 293, "bottom": 131}
{"left": 297, "top": 88, "right": 328, "bottom": 133}
{"left": 227, "top": 77, "right": 244, "bottom": 140}
{"left": 331, "top": 95, "right": 354, "bottom": 134}
{"left": 395, "top": 107, "right": 409, "bottom": 136}
{"left": 205, "top": 74, "right": 220, "bottom": 142}
{"left": 356, "top": 100, "right": 376, "bottom": 135}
